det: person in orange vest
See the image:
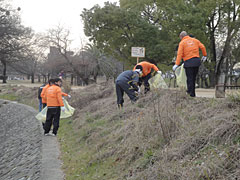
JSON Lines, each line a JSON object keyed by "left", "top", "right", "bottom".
{"left": 133, "top": 61, "right": 162, "bottom": 94}
{"left": 44, "top": 78, "right": 65, "bottom": 136}
{"left": 41, "top": 79, "right": 71, "bottom": 109}
{"left": 173, "top": 31, "right": 207, "bottom": 97}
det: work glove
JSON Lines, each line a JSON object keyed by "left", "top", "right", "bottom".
{"left": 61, "top": 106, "right": 65, "bottom": 112}
{"left": 68, "top": 94, "right": 71, "bottom": 98}
{"left": 137, "top": 86, "right": 141, "bottom": 94}
{"left": 201, "top": 56, "right": 207, "bottom": 63}
{"left": 172, "top": 64, "right": 179, "bottom": 71}
{"left": 157, "top": 71, "right": 162, "bottom": 75}
{"left": 135, "top": 87, "right": 140, "bottom": 96}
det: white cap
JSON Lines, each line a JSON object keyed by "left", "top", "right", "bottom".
{"left": 134, "top": 69, "right": 142, "bottom": 74}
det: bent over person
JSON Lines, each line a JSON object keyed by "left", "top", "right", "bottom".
{"left": 115, "top": 66, "right": 142, "bottom": 108}
{"left": 173, "top": 31, "right": 207, "bottom": 97}
{"left": 44, "top": 78, "right": 64, "bottom": 136}
{"left": 133, "top": 61, "right": 161, "bottom": 94}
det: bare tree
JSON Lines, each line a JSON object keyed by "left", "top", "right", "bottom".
{"left": 9, "top": 33, "right": 48, "bottom": 83}
{"left": 0, "top": 2, "right": 32, "bottom": 83}
{"left": 84, "top": 44, "right": 124, "bottom": 82}
{"left": 46, "top": 25, "right": 95, "bottom": 85}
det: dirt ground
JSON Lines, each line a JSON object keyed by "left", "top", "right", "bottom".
{"left": 1, "top": 79, "right": 239, "bottom": 99}
{"left": 196, "top": 88, "right": 215, "bottom": 98}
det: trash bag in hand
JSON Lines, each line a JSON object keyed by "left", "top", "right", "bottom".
{"left": 149, "top": 73, "right": 168, "bottom": 89}
{"left": 175, "top": 64, "right": 187, "bottom": 88}
{"left": 35, "top": 99, "right": 75, "bottom": 122}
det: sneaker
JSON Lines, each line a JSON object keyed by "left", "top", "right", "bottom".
{"left": 50, "top": 133, "right": 56, "bottom": 137}
{"left": 44, "top": 133, "right": 51, "bottom": 136}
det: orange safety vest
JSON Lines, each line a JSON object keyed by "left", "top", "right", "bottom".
{"left": 46, "top": 84, "right": 64, "bottom": 107}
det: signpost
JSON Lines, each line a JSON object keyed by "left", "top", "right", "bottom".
{"left": 131, "top": 47, "right": 145, "bottom": 63}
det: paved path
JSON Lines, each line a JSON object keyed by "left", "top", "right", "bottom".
{"left": 0, "top": 100, "right": 64, "bottom": 180}
{"left": 196, "top": 88, "right": 215, "bottom": 98}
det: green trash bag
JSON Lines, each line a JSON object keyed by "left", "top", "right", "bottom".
{"left": 175, "top": 64, "right": 187, "bottom": 88}
{"left": 35, "top": 98, "right": 75, "bottom": 123}
{"left": 149, "top": 74, "right": 168, "bottom": 89}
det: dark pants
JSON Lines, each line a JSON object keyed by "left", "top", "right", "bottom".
{"left": 44, "top": 107, "right": 61, "bottom": 135}
{"left": 38, "top": 98, "right": 43, "bottom": 112}
{"left": 116, "top": 80, "right": 138, "bottom": 106}
{"left": 140, "top": 73, "right": 152, "bottom": 93}
{"left": 185, "top": 67, "right": 199, "bottom": 97}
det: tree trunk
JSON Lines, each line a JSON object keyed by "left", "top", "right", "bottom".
{"left": 43, "top": 75, "right": 47, "bottom": 83}
{"left": 209, "top": 70, "right": 216, "bottom": 88}
{"left": 82, "top": 77, "right": 89, "bottom": 85}
{"left": 76, "top": 75, "right": 82, "bottom": 86}
{"left": 71, "top": 74, "right": 74, "bottom": 85}
{"left": 31, "top": 73, "right": 35, "bottom": 83}
{"left": 216, "top": 35, "right": 231, "bottom": 84}
{"left": 47, "top": 73, "right": 50, "bottom": 81}
{"left": 2, "top": 60, "right": 7, "bottom": 83}
{"left": 38, "top": 75, "right": 41, "bottom": 82}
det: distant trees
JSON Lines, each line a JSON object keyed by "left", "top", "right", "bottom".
{"left": 0, "top": 1, "right": 124, "bottom": 85}
{"left": 45, "top": 25, "right": 122, "bottom": 85}
{"left": 9, "top": 33, "right": 48, "bottom": 83}
{"left": 84, "top": 44, "right": 123, "bottom": 81}
{"left": 81, "top": 2, "right": 172, "bottom": 67}
{"left": 45, "top": 26, "right": 94, "bottom": 85}
{"left": 81, "top": 0, "right": 240, "bottom": 87}
{"left": 0, "top": 1, "right": 32, "bottom": 83}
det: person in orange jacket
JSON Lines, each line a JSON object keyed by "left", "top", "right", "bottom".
{"left": 173, "top": 31, "right": 207, "bottom": 97}
{"left": 133, "top": 61, "right": 162, "bottom": 94}
{"left": 41, "top": 79, "right": 71, "bottom": 109}
{"left": 44, "top": 78, "right": 64, "bottom": 136}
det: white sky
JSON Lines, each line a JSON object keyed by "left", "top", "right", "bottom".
{"left": 11, "top": 0, "right": 118, "bottom": 48}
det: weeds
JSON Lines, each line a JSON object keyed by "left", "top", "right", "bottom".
{"left": 1, "top": 83, "right": 239, "bottom": 180}
{"left": 227, "top": 90, "right": 240, "bottom": 103}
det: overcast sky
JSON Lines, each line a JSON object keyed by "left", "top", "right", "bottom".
{"left": 11, "top": 0, "right": 118, "bottom": 48}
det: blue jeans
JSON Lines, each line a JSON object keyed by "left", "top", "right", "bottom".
{"left": 39, "top": 98, "right": 43, "bottom": 112}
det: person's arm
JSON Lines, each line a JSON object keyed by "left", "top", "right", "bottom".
{"left": 131, "top": 72, "right": 140, "bottom": 91}
{"left": 62, "top": 92, "right": 68, "bottom": 96}
{"left": 57, "top": 88, "right": 64, "bottom": 107}
{"left": 199, "top": 41, "right": 207, "bottom": 56}
{"left": 175, "top": 42, "right": 183, "bottom": 65}
{"left": 151, "top": 64, "right": 159, "bottom": 71}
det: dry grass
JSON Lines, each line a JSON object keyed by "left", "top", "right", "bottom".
{"left": 0, "top": 84, "right": 39, "bottom": 108}
{"left": 65, "top": 83, "right": 240, "bottom": 180}
{"left": 1, "top": 83, "right": 239, "bottom": 180}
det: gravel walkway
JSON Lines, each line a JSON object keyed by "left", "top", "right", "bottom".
{"left": 0, "top": 100, "right": 64, "bottom": 180}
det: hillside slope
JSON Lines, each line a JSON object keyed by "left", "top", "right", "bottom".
{"left": 61, "top": 82, "right": 240, "bottom": 180}
{"left": 0, "top": 83, "right": 239, "bottom": 179}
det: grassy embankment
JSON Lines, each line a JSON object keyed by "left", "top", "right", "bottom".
{"left": 0, "top": 82, "right": 240, "bottom": 180}
{"left": 58, "top": 83, "right": 240, "bottom": 180}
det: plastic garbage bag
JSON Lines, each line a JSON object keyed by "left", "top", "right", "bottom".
{"left": 149, "top": 74, "right": 168, "bottom": 89}
{"left": 233, "top": 62, "right": 240, "bottom": 70}
{"left": 175, "top": 64, "right": 187, "bottom": 88}
{"left": 35, "top": 98, "right": 75, "bottom": 122}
